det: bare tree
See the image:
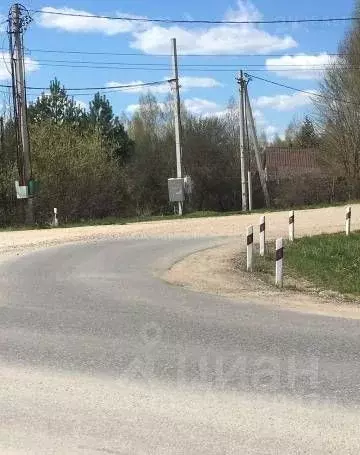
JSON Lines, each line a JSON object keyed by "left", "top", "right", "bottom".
{"left": 316, "top": 2, "right": 360, "bottom": 195}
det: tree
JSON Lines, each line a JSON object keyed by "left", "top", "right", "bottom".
{"left": 183, "top": 114, "right": 240, "bottom": 211}
{"left": 30, "top": 120, "right": 131, "bottom": 222}
{"left": 127, "top": 93, "right": 174, "bottom": 215}
{"left": 316, "top": 0, "right": 360, "bottom": 189}
{"left": 284, "top": 116, "right": 301, "bottom": 146}
{"left": 28, "top": 78, "right": 86, "bottom": 126}
{"left": 88, "top": 92, "right": 134, "bottom": 163}
{"left": 297, "top": 116, "right": 319, "bottom": 148}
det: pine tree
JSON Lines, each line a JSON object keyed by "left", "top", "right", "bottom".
{"left": 297, "top": 116, "right": 319, "bottom": 148}
{"left": 89, "top": 92, "right": 134, "bottom": 163}
{"left": 28, "top": 78, "right": 86, "bottom": 126}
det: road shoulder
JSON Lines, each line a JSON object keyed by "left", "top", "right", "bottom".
{"left": 163, "top": 242, "right": 360, "bottom": 320}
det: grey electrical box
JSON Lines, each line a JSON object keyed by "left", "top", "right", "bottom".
{"left": 168, "top": 178, "right": 185, "bottom": 202}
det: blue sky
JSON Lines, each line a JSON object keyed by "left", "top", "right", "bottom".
{"left": 0, "top": 0, "right": 355, "bottom": 139}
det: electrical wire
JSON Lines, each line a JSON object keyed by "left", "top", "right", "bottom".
{"left": 245, "top": 72, "right": 358, "bottom": 106}
{"left": 31, "top": 9, "right": 360, "bottom": 25}
{"left": 0, "top": 57, "right": 344, "bottom": 72}
{"left": 0, "top": 79, "right": 174, "bottom": 92}
{"left": 2, "top": 57, "right": 344, "bottom": 67}
{"left": 21, "top": 48, "right": 342, "bottom": 58}
{"left": 0, "top": 62, "right": 346, "bottom": 73}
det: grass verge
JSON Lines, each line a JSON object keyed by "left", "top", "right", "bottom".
{"left": 253, "top": 232, "right": 360, "bottom": 297}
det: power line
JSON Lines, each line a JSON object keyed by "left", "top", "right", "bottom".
{"left": 6, "top": 57, "right": 344, "bottom": 67}
{"left": 245, "top": 72, "right": 358, "bottom": 106}
{"left": 21, "top": 48, "right": 342, "bottom": 58}
{"left": 1, "top": 55, "right": 344, "bottom": 70}
{"left": 0, "top": 79, "right": 173, "bottom": 92}
{"left": 31, "top": 9, "right": 360, "bottom": 25}
{"left": 10, "top": 63, "right": 343, "bottom": 73}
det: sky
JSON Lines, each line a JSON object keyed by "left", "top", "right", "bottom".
{"left": 0, "top": 0, "right": 356, "bottom": 140}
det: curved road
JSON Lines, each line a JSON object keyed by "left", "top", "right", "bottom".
{"left": 1, "top": 238, "right": 360, "bottom": 454}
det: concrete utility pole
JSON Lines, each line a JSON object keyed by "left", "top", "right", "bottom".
{"left": 171, "top": 38, "right": 183, "bottom": 216}
{"left": 10, "top": 3, "right": 34, "bottom": 225}
{"left": 244, "top": 87, "right": 271, "bottom": 208}
{"left": 237, "top": 71, "right": 248, "bottom": 212}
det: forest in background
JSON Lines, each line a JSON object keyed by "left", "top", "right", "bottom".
{"left": 2, "top": 2, "right": 360, "bottom": 225}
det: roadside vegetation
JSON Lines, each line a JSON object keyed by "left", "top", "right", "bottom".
{"left": 2, "top": 3, "right": 360, "bottom": 226}
{"left": 254, "top": 232, "right": 360, "bottom": 297}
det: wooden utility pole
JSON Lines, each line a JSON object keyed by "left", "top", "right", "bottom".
{"left": 171, "top": 38, "right": 183, "bottom": 216}
{"left": 10, "top": 3, "right": 34, "bottom": 224}
{"left": 237, "top": 71, "right": 248, "bottom": 212}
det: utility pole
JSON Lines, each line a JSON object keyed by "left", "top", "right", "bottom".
{"left": 9, "top": 3, "right": 34, "bottom": 225}
{"left": 171, "top": 38, "right": 183, "bottom": 216}
{"left": 245, "top": 86, "right": 271, "bottom": 208}
{"left": 237, "top": 71, "right": 248, "bottom": 212}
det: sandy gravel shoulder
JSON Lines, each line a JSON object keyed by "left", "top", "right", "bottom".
{"left": 1, "top": 202, "right": 360, "bottom": 253}
{"left": 163, "top": 242, "right": 360, "bottom": 320}
{"left": 1, "top": 204, "right": 360, "bottom": 318}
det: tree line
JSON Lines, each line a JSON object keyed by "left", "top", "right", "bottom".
{"left": 0, "top": 79, "right": 250, "bottom": 224}
{"left": 1, "top": 0, "right": 360, "bottom": 225}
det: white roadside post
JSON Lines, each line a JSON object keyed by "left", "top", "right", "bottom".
{"left": 259, "top": 215, "right": 266, "bottom": 257}
{"left": 53, "top": 208, "right": 59, "bottom": 227}
{"left": 246, "top": 225, "right": 254, "bottom": 272}
{"left": 289, "top": 210, "right": 295, "bottom": 242}
{"left": 275, "top": 238, "right": 284, "bottom": 287}
{"left": 346, "top": 206, "right": 351, "bottom": 236}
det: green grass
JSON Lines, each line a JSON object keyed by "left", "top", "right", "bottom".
{"left": 253, "top": 232, "right": 360, "bottom": 297}
{"left": 285, "top": 233, "right": 360, "bottom": 296}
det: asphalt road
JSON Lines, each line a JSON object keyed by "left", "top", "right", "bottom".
{"left": 1, "top": 238, "right": 360, "bottom": 454}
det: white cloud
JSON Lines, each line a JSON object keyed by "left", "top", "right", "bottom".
{"left": 266, "top": 54, "right": 335, "bottom": 80}
{"left": 131, "top": 11, "right": 296, "bottom": 55}
{"left": 126, "top": 102, "right": 165, "bottom": 114}
{"left": 39, "top": 7, "right": 146, "bottom": 35}
{"left": 264, "top": 125, "right": 279, "bottom": 141}
{"left": 0, "top": 52, "right": 39, "bottom": 81}
{"left": 184, "top": 98, "right": 222, "bottom": 116}
{"left": 253, "top": 109, "right": 266, "bottom": 126}
{"left": 254, "top": 91, "right": 317, "bottom": 111}
{"left": 126, "top": 104, "right": 140, "bottom": 114}
{"left": 75, "top": 99, "right": 88, "bottom": 110}
{"left": 39, "top": 2, "right": 296, "bottom": 55}
{"left": 106, "top": 76, "right": 222, "bottom": 94}
{"left": 126, "top": 97, "right": 224, "bottom": 117}
{"left": 180, "top": 76, "right": 222, "bottom": 89}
